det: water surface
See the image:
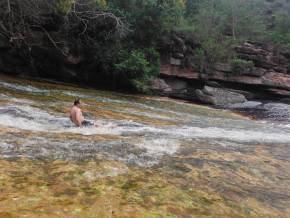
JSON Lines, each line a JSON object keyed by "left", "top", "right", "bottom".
{"left": 0, "top": 75, "right": 290, "bottom": 217}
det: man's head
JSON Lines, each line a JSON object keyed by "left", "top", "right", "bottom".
{"left": 74, "top": 98, "right": 81, "bottom": 107}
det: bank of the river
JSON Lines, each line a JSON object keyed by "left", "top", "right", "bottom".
{"left": 1, "top": 74, "right": 290, "bottom": 217}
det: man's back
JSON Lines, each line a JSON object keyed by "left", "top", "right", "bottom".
{"left": 70, "top": 105, "right": 84, "bottom": 126}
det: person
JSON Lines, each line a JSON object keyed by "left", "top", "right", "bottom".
{"left": 70, "top": 98, "right": 95, "bottom": 127}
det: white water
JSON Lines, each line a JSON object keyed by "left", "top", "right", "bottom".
{"left": 1, "top": 103, "right": 290, "bottom": 143}
{"left": 1, "top": 78, "right": 290, "bottom": 166}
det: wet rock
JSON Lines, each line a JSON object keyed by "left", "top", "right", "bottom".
{"left": 196, "top": 86, "right": 247, "bottom": 106}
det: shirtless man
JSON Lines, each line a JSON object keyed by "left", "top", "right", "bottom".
{"left": 70, "top": 98, "right": 94, "bottom": 127}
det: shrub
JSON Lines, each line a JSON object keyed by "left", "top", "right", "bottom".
{"left": 231, "top": 58, "right": 254, "bottom": 74}
{"left": 267, "top": 32, "right": 290, "bottom": 44}
{"left": 95, "top": 0, "right": 108, "bottom": 10}
{"left": 114, "top": 50, "right": 150, "bottom": 78}
{"left": 56, "top": 0, "right": 75, "bottom": 13}
{"left": 143, "top": 47, "right": 160, "bottom": 77}
{"left": 191, "top": 48, "right": 206, "bottom": 72}
{"left": 201, "top": 38, "right": 234, "bottom": 64}
{"left": 114, "top": 48, "right": 160, "bottom": 92}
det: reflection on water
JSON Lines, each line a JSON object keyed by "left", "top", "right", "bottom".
{"left": 0, "top": 74, "right": 290, "bottom": 217}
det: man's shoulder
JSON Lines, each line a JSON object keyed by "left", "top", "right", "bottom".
{"left": 71, "top": 106, "right": 80, "bottom": 111}
{"left": 75, "top": 107, "right": 82, "bottom": 113}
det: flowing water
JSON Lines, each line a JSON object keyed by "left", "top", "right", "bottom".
{"left": 0, "top": 74, "right": 290, "bottom": 217}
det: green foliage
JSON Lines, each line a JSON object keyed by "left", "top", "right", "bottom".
{"left": 56, "top": 0, "right": 108, "bottom": 13}
{"left": 185, "top": 0, "right": 202, "bottom": 17}
{"left": 267, "top": 10, "right": 290, "bottom": 44}
{"left": 201, "top": 38, "right": 235, "bottom": 65}
{"left": 7, "top": 0, "right": 290, "bottom": 90}
{"left": 143, "top": 47, "right": 160, "bottom": 77}
{"left": 108, "top": 0, "right": 187, "bottom": 47}
{"left": 268, "top": 32, "right": 290, "bottom": 44}
{"left": 114, "top": 48, "right": 160, "bottom": 92}
{"left": 114, "top": 50, "right": 150, "bottom": 78}
{"left": 56, "top": 0, "right": 75, "bottom": 13}
{"left": 95, "top": 0, "right": 108, "bottom": 10}
{"left": 193, "top": 0, "right": 266, "bottom": 40}
{"left": 231, "top": 58, "right": 254, "bottom": 75}
{"left": 192, "top": 48, "right": 206, "bottom": 72}
{"left": 159, "top": 0, "right": 186, "bottom": 30}
{"left": 130, "top": 77, "right": 152, "bottom": 93}
{"left": 114, "top": 48, "right": 159, "bottom": 78}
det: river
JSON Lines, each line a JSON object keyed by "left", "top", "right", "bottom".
{"left": 0, "top": 74, "right": 290, "bottom": 217}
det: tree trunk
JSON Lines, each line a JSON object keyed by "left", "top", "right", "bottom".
{"left": 232, "top": 15, "right": 236, "bottom": 39}
{"left": 7, "top": 0, "right": 11, "bottom": 13}
{"left": 231, "top": 2, "right": 236, "bottom": 39}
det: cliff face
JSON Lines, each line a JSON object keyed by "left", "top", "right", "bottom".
{"left": 156, "top": 32, "right": 290, "bottom": 104}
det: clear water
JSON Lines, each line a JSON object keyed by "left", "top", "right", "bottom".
{"left": 0, "top": 75, "right": 290, "bottom": 217}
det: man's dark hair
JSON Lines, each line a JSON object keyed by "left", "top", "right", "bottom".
{"left": 74, "top": 98, "right": 81, "bottom": 105}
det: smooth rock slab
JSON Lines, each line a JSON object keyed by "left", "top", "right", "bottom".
{"left": 196, "top": 86, "right": 247, "bottom": 106}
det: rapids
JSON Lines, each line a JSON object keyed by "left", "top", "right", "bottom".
{"left": 0, "top": 74, "right": 290, "bottom": 217}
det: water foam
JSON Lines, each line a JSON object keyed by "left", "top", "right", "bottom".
{"left": 227, "top": 101, "right": 262, "bottom": 109}
{"left": 0, "top": 81, "right": 49, "bottom": 93}
{"left": 1, "top": 102, "right": 290, "bottom": 144}
{"left": 135, "top": 138, "right": 180, "bottom": 156}
{"left": 169, "top": 126, "right": 290, "bottom": 144}
{"left": 0, "top": 103, "right": 159, "bottom": 136}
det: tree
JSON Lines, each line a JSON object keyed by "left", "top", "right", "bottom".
{"left": 0, "top": 0, "right": 127, "bottom": 56}
{"left": 6, "top": 0, "right": 11, "bottom": 13}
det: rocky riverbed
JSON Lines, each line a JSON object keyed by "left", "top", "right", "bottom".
{"left": 0, "top": 74, "right": 290, "bottom": 217}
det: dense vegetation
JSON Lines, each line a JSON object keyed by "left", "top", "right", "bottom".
{"left": 1, "top": 0, "right": 290, "bottom": 91}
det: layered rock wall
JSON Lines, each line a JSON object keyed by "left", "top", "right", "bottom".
{"left": 157, "top": 32, "right": 290, "bottom": 105}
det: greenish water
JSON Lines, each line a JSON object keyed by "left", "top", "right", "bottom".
{"left": 0, "top": 74, "right": 290, "bottom": 217}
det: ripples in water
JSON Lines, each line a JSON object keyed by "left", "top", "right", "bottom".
{"left": 1, "top": 75, "right": 290, "bottom": 217}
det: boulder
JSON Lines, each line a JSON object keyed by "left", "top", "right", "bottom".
{"left": 150, "top": 78, "right": 199, "bottom": 100}
{"left": 165, "top": 78, "right": 188, "bottom": 91}
{"left": 151, "top": 78, "right": 173, "bottom": 94}
{"left": 170, "top": 57, "right": 182, "bottom": 66}
{"left": 165, "top": 78, "right": 199, "bottom": 100}
{"left": 205, "top": 80, "right": 221, "bottom": 87}
{"left": 196, "top": 86, "right": 247, "bottom": 106}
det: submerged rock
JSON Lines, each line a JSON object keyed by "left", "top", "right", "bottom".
{"left": 196, "top": 86, "right": 247, "bottom": 106}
